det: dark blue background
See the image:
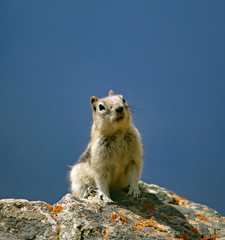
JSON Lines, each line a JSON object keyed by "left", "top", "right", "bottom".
{"left": 1, "top": 1, "right": 225, "bottom": 216}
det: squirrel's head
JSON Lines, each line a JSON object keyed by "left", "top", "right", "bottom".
{"left": 90, "top": 90, "right": 132, "bottom": 135}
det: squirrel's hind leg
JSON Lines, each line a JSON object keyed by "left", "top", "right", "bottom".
{"left": 70, "top": 162, "right": 94, "bottom": 198}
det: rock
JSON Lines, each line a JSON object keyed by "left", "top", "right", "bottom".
{"left": 0, "top": 198, "right": 57, "bottom": 240}
{"left": 1, "top": 181, "right": 225, "bottom": 240}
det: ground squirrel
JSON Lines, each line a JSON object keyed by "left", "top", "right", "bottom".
{"left": 69, "top": 90, "right": 143, "bottom": 203}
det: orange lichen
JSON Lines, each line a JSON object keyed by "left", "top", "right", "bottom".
{"left": 196, "top": 213, "right": 208, "bottom": 222}
{"left": 94, "top": 227, "right": 99, "bottom": 232}
{"left": 134, "top": 219, "right": 166, "bottom": 232}
{"left": 94, "top": 227, "right": 108, "bottom": 239}
{"left": 190, "top": 226, "right": 201, "bottom": 235}
{"left": 134, "top": 222, "right": 145, "bottom": 228}
{"left": 180, "top": 233, "right": 191, "bottom": 240}
{"left": 110, "top": 213, "right": 119, "bottom": 222}
{"left": 160, "top": 213, "right": 177, "bottom": 221}
{"left": 47, "top": 205, "right": 64, "bottom": 216}
{"left": 221, "top": 217, "right": 225, "bottom": 221}
{"left": 110, "top": 213, "right": 127, "bottom": 224}
{"left": 45, "top": 205, "right": 53, "bottom": 211}
{"left": 54, "top": 205, "right": 64, "bottom": 213}
{"left": 130, "top": 225, "right": 144, "bottom": 233}
{"left": 173, "top": 195, "right": 187, "bottom": 205}
{"left": 178, "top": 225, "right": 202, "bottom": 239}
{"left": 120, "top": 215, "right": 127, "bottom": 224}
{"left": 202, "top": 236, "right": 217, "bottom": 240}
{"left": 103, "top": 231, "right": 108, "bottom": 239}
{"left": 142, "top": 202, "right": 156, "bottom": 213}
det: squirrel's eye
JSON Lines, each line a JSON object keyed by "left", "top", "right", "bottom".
{"left": 99, "top": 104, "right": 105, "bottom": 111}
{"left": 122, "top": 98, "right": 126, "bottom": 103}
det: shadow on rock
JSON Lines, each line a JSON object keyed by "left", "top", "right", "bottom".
{"left": 111, "top": 183, "right": 203, "bottom": 240}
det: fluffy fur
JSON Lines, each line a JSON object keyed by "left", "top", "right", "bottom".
{"left": 70, "top": 90, "right": 143, "bottom": 202}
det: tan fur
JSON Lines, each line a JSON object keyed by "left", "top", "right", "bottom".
{"left": 70, "top": 90, "right": 143, "bottom": 202}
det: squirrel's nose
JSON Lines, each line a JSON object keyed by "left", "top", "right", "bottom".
{"left": 116, "top": 106, "right": 124, "bottom": 113}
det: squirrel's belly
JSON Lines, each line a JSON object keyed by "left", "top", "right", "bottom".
{"left": 109, "top": 159, "right": 131, "bottom": 189}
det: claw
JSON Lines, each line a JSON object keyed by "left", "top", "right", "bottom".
{"left": 83, "top": 186, "right": 95, "bottom": 198}
{"left": 128, "top": 186, "right": 140, "bottom": 198}
{"left": 98, "top": 192, "right": 114, "bottom": 203}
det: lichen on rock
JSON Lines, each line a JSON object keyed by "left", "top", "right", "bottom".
{"left": 0, "top": 182, "right": 225, "bottom": 239}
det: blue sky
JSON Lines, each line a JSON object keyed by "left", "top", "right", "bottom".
{"left": 1, "top": 1, "right": 225, "bottom": 215}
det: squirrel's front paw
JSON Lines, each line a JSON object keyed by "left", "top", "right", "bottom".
{"left": 98, "top": 192, "right": 114, "bottom": 203}
{"left": 128, "top": 185, "right": 140, "bottom": 198}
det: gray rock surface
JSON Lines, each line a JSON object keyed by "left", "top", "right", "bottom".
{"left": 1, "top": 182, "right": 225, "bottom": 240}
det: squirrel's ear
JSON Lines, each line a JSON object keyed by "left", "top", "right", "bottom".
{"left": 109, "top": 90, "right": 115, "bottom": 96}
{"left": 90, "top": 96, "right": 99, "bottom": 111}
